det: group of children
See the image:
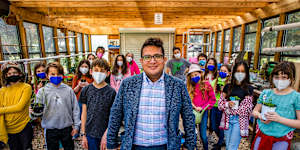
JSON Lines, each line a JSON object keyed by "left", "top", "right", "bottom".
{"left": 0, "top": 46, "right": 299, "bottom": 150}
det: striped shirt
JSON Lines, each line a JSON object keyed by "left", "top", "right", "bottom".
{"left": 133, "top": 72, "right": 168, "bottom": 146}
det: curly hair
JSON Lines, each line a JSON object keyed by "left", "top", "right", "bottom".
{"left": 270, "top": 61, "right": 295, "bottom": 87}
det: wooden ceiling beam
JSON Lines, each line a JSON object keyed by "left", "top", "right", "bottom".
{"left": 9, "top": 0, "right": 280, "bottom": 2}
{"left": 11, "top": 1, "right": 269, "bottom": 8}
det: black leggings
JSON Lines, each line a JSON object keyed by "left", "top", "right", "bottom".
{"left": 8, "top": 122, "right": 33, "bottom": 150}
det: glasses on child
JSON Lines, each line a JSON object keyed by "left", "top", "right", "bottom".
{"left": 141, "top": 54, "right": 164, "bottom": 62}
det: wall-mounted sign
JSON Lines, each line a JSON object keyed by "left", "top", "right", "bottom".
{"left": 154, "top": 13, "right": 163, "bottom": 25}
{"left": 108, "top": 39, "right": 120, "bottom": 49}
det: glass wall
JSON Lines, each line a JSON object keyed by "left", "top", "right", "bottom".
{"left": 42, "top": 26, "right": 56, "bottom": 62}
{"left": 210, "top": 32, "right": 215, "bottom": 57}
{"left": 57, "top": 28, "right": 68, "bottom": 74}
{"left": 84, "top": 34, "right": 89, "bottom": 52}
{"left": 68, "top": 31, "right": 77, "bottom": 72}
{"left": 260, "top": 16, "right": 279, "bottom": 66}
{"left": 223, "top": 29, "right": 230, "bottom": 64}
{"left": 77, "top": 33, "right": 83, "bottom": 59}
{"left": 232, "top": 26, "right": 241, "bottom": 53}
{"left": 216, "top": 31, "right": 222, "bottom": 61}
{"left": 0, "top": 18, "right": 22, "bottom": 60}
{"left": 23, "top": 22, "right": 41, "bottom": 73}
{"left": 244, "top": 22, "right": 257, "bottom": 67}
{"left": 282, "top": 11, "right": 300, "bottom": 63}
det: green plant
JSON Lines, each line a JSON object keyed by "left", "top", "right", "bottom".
{"left": 262, "top": 98, "right": 276, "bottom": 107}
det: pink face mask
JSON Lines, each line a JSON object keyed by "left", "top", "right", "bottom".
{"left": 97, "top": 53, "right": 103, "bottom": 59}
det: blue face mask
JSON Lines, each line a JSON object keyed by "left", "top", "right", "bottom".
{"left": 191, "top": 76, "right": 201, "bottom": 84}
{"left": 219, "top": 72, "right": 227, "bottom": 79}
{"left": 207, "top": 65, "right": 215, "bottom": 71}
{"left": 199, "top": 60, "right": 206, "bottom": 66}
{"left": 37, "top": 72, "right": 46, "bottom": 79}
{"left": 50, "top": 76, "right": 63, "bottom": 85}
{"left": 201, "top": 68, "right": 206, "bottom": 72}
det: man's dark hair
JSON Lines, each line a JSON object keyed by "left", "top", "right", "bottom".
{"left": 141, "top": 38, "right": 164, "bottom": 57}
{"left": 173, "top": 47, "right": 180, "bottom": 52}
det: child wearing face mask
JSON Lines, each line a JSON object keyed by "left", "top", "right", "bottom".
{"left": 110, "top": 54, "right": 131, "bottom": 92}
{"left": 186, "top": 64, "right": 216, "bottom": 150}
{"left": 0, "top": 63, "right": 33, "bottom": 150}
{"left": 198, "top": 53, "right": 207, "bottom": 72}
{"left": 210, "top": 64, "right": 231, "bottom": 150}
{"left": 33, "top": 62, "right": 47, "bottom": 94}
{"left": 31, "top": 62, "right": 81, "bottom": 150}
{"left": 126, "top": 52, "right": 140, "bottom": 76}
{"left": 205, "top": 58, "right": 218, "bottom": 84}
{"left": 72, "top": 60, "right": 93, "bottom": 100}
{"left": 87, "top": 54, "right": 96, "bottom": 65}
{"left": 96, "top": 46, "right": 105, "bottom": 59}
{"left": 166, "top": 47, "right": 191, "bottom": 82}
{"left": 79, "top": 59, "right": 116, "bottom": 150}
{"left": 252, "top": 61, "right": 300, "bottom": 150}
{"left": 218, "top": 61, "right": 254, "bottom": 150}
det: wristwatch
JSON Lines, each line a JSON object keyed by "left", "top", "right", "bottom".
{"left": 80, "top": 132, "right": 86, "bottom": 137}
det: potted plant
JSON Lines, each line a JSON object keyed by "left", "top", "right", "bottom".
{"left": 229, "top": 96, "right": 240, "bottom": 110}
{"left": 261, "top": 95, "right": 277, "bottom": 120}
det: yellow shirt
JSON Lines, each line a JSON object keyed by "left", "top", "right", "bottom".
{"left": 0, "top": 82, "right": 32, "bottom": 143}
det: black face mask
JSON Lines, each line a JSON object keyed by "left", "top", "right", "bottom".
{"left": 6, "top": 75, "right": 21, "bottom": 83}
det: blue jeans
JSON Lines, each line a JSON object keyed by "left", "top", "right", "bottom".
{"left": 210, "top": 107, "right": 224, "bottom": 145}
{"left": 199, "top": 110, "right": 208, "bottom": 150}
{"left": 224, "top": 115, "right": 242, "bottom": 150}
{"left": 86, "top": 135, "right": 101, "bottom": 150}
{"left": 253, "top": 137, "right": 289, "bottom": 150}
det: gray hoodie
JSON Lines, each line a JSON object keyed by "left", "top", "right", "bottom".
{"left": 35, "top": 83, "right": 81, "bottom": 130}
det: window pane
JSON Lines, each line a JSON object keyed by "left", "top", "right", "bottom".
{"left": 260, "top": 17, "right": 279, "bottom": 66}
{"left": 245, "top": 22, "right": 257, "bottom": 33}
{"left": 42, "top": 26, "right": 56, "bottom": 53}
{"left": 84, "top": 34, "right": 89, "bottom": 52}
{"left": 77, "top": 33, "right": 83, "bottom": 53}
{"left": 0, "top": 18, "right": 22, "bottom": 60}
{"left": 233, "top": 26, "right": 241, "bottom": 52}
{"left": 23, "top": 22, "right": 41, "bottom": 55}
{"left": 216, "top": 31, "right": 222, "bottom": 52}
{"left": 205, "top": 34, "right": 210, "bottom": 53}
{"left": 46, "top": 53, "right": 56, "bottom": 63}
{"left": 224, "top": 29, "right": 230, "bottom": 52}
{"left": 60, "top": 53, "right": 69, "bottom": 74}
{"left": 210, "top": 33, "right": 215, "bottom": 56}
{"left": 57, "top": 29, "right": 67, "bottom": 53}
{"left": 283, "top": 11, "right": 300, "bottom": 57}
{"left": 244, "top": 33, "right": 256, "bottom": 52}
{"left": 68, "top": 31, "right": 76, "bottom": 54}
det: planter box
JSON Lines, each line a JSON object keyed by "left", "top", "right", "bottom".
{"left": 261, "top": 104, "right": 276, "bottom": 120}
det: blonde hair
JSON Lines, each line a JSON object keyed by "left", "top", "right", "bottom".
{"left": 186, "top": 70, "right": 207, "bottom": 101}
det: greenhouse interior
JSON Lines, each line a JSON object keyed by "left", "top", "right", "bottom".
{"left": 0, "top": 0, "right": 300, "bottom": 150}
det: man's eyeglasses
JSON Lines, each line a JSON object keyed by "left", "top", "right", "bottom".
{"left": 141, "top": 54, "right": 164, "bottom": 62}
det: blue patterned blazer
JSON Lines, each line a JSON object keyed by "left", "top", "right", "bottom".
{"left": 107, "top": 73, "right": 196, "bottom": 150}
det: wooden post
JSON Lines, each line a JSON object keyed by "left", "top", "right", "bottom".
{"left": 88, "top": 34, "right": 92, "bottom": 52}
{"left": 38, "top": 24, "right": 46, "bottom": 58}
{"left": 228, "top": 27, "right": 234, "bottom": 63}
{"left": 53, "top": 27, "right": 60, "bottom": 62}
{"left": 75, "top": 32, "right": 79, "bottom": 54}
{"left": 275, "top": 13, "right": 286, "bottom": 62}
{"left": 18, "top": 20, "right": 32, "bottom": 81}
{"left": 253, "top": 19, "right": 262, "bottom": 70}
{"left": 213, "top": 31, "right": 217, "bottom": 58}
{"left": 240, "top": 24, "right": 246, "bottom": 51}
{"left": 220, "top": 30, "right": 225, "bottom": 63}
{"left": 82, "top": 34, "right": 86, "bottom": 53}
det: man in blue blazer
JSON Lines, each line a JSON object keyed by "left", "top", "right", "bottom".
{"left": 107, "top": 38, "right": 196, "bottom": 150}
